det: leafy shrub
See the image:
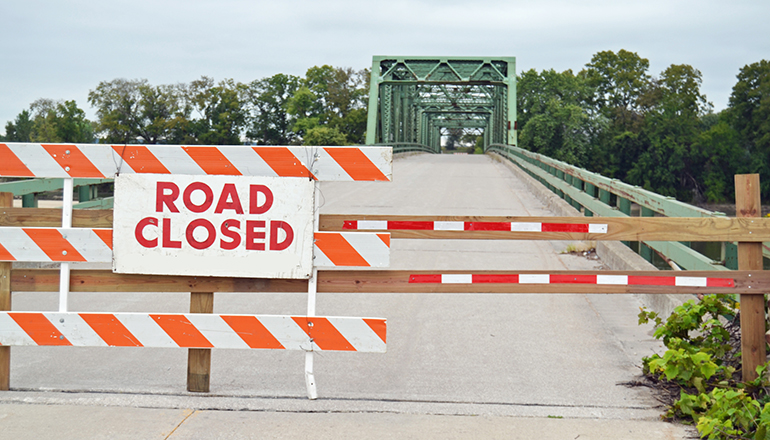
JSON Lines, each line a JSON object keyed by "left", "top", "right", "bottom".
{"left": 639, "top": 294, "right": 770, "bottom": 439}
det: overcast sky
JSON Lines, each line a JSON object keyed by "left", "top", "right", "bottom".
{"left": 1, "top": 0, "right": 768, "bottom": 133}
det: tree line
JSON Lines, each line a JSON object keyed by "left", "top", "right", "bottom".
{"left": 517, "top": 50, "right": 770, "bottom": 202}
{"left": 2, "top": 52, "right": 768, "bottom": 202}
{"left": 1, "top": 65, "right": 369, "bottom": 147}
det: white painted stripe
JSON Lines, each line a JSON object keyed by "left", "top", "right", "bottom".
{"left": 218, "top": 146, "right": 275, "bottom": 177}
{"left": 8, "top": 143, "right": 68, "bottom": 178}
{"left": 339, "top": 232, "right": 390, "bottom": 267}
{"left": 186, "top": 314, "right": 250, "bottom": 349}
{"left": 357, "top": 220, "right": 388, "bottom": 230}
{"left": 0, "top": 313, "right": 36, "bottom": 345}
{"left": 588, "top": 224, "right": 608, "bottom": 234}
{"left": 0, "top": 228, "right": 51, "bottom": 261}
{"left": 433, "top": 221, "right": 464, "bottom": 231}
{"left": 312, "top": 245, "right": 335, "bottom": 267}
{"left": 510, "top": 222, "right": 542, "bottom": 232}
{"left": 258, "top": 316, "right": 312, "bottom": 351}
{"left": 597, "top": 275, "right": 629, "bottom": 285}
{"left": 45, "top": 312, "right": 107, "bottom": 347}
{"left": 115, "top": 313, "right": 178, "bottom": 348}
{"left": 519, "top": 274, "right": 550, "bottom": 284}
{"left": 62, "top": 229, "right": 112, "bottom": 263}
{"left": 303, "top": 147, "right": 350, "bottom": 181}
{"left": 442, "top": 274, "right": 472, "bottom": 284}
{"left": 146, "top": 146, "right": 205, "bottom": 175}
{"left": 326, "top": 317, "right": 386, "bottom": 353}
{"left": 675, "top": 277, "right": 708, "bottom": 287}
{"left": 77, "top": 144, "right": 119, "bottom": 178}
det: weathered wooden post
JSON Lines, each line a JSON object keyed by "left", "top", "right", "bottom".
{"left": 0, "top": 192, "right": 11, "bottom": 390}
{"left": 736, "top": 174, "right": 766, "bottom": 381}
{"left": 187, "top": 292, "right": 214, "bottom": 392}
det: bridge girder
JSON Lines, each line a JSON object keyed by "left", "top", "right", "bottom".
{"left": 366, "top": 57, "right": 517, "bottom": 152}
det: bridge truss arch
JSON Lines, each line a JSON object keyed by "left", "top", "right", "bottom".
{"left": 365, "top": 56, "right": 517, "bottom": 152}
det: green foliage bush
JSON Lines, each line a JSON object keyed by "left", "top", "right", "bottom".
{"left": 639, "top": 295, "right": 770, "bottom": 439}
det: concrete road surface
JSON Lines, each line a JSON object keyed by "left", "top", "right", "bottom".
{"left": 0, "top": 153, "right": 693, "bottom": 439}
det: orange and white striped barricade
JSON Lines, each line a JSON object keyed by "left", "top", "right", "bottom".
{"left": 0, "top": 142, "right": 392, "bottom": 398}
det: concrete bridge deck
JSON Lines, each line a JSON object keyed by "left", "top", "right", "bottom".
{"left": 0, "top": 153, "right": 691, "bottom": 438}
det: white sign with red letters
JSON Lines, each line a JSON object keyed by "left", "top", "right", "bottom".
{"left": 112, "top": 174, "right": 315, "bottom": 279}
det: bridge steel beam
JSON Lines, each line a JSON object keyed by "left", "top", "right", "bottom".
{"left": 366, "top": 57, "right": 517, "bottom": 152}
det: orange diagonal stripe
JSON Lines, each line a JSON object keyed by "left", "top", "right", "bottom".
{"left": 0, "top": 243, "right": 16, "bottom": 261}
{"left": 377, "top": 233, "right": 391, "bottom": 247}
{"left": 42, "top": 144, "right": 105, "bottom": 178}
{"left": 253, "top": 147, "right": 314, "bottom": 178}
{"left": 9, "top": 313, "right": 71, "bottom": 346}
{"left": 364, "top": 318, "right": 387, "bottom": 343}
{"left": 23, "top": 228, "right": 86, "bottom": 262}
{"left": 93, "top": 229, "right": 113, "bottom": 249}
{"left": 150, "top": 314, "right": 213, "bottom": 348}
{"left": 0, "top": 144, "right": 34, "bottom": 177}
{"left": 292, "top": 317, "right": 355, "bottom": 351}
{"left": 221, "top": 315, "right": 285, "bottom": 349}
{"left": 182, "top": 146, "right": 241, "bottom": 175}
{"left": 112, "top": 145, "right": 170, "bottom": 174}
{"left": 324, "top": 147, "right": 389, "bottom": 181}
{"left": 80, "top": 313, "right": 142, "bottom": 347}
{"left": 314, "top": 232, "right": 369, "bottom": 267}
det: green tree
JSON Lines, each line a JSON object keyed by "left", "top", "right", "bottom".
{"left": 517, "top": 69, "right": 598, "bottom": 167}
{"left": 185, "top": 77, "right": 247, "bottom": 145}
{"left": 301, "top": 126, "right": 347, "bottom": 146}
{"left": 726, "top": 60, "right": 770, "bottom": 198}
{"left": 584, "top": 49, "right": 652, "bottom": 119}
{"left": 627, "top": 65, "right": 712, "bottom": 201}
{"left": 24, "top": 99, "right": 94, "bottom": 143}
{"left": 244, "top": 73, "right": 300, "bottom": 145}
{"left": 89, "top": 79, "right": 187, "bottom": 144}
{"left": 287, "top": 66, "right": 369, "bottom": 144}
{"left": 3, "top": 110, "right": 34, "bottom": 142}
{"left": 54, "top": 100, "right": 95, "bottom": 143}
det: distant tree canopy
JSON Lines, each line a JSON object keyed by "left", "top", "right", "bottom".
{"left": 3, "top": 65, "right": 369, "bottom": 147}
{"left": 517, "top": 51, "right": 770, "bottom": 202}
{"left": 2, "top": 54, "right": 768, "bottom": 202}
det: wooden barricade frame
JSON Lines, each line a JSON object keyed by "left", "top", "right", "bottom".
{"left": 0, "top": 142, "right": 767, "bottom": 393}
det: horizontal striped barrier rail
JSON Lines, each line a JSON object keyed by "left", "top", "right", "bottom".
{"left": 0, "top": 143, "right": 392, "bottom": 181}
{"left": 4, "top": 211, "right": 770, "bottom": 243}
{"left": 320, "top": 215, "right": 770, "bottom": 242}
{"left": 0, "top": 312, "right": 386, "bottom": 352}
{"left": 9, "top": 269, "right": 770, "bottom": 295}
{"left": 0, "top": 228, "right": 389, "bottom": 268}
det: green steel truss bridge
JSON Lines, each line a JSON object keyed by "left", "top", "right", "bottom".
{"left": 365, "top": 56, "right": 517, "bottom": 153}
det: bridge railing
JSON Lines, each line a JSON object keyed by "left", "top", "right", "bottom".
{"left": 487, "top": 143, "right": 770, "bottom": 271}
{"left": 372, "top": 143, "right": 440, "bottom": 155}
{"left": 0, "top": 178, "right": 113, "bottom": 209}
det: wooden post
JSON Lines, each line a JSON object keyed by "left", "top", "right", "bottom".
{"left": 736, "top": 174, "right": 765, "bottom": 381}
{"left": 0, "top": 192, "right": 13, "bottom": 390}
{"left": 187, "top": 292, "right": 213, "bottom": 392}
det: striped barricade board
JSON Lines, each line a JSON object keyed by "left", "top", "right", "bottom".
{"left": 0, "top": 312, "right": 386, "bottom": 353}
{"left": 0, "top": 228, "right": 389, "bottom": 267}
{"left": 0, "top": 143, "right": 392, "bottom": 181}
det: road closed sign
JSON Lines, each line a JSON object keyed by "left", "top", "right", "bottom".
{"left": 113, "top": 174, "right": 315, "bottom": 279}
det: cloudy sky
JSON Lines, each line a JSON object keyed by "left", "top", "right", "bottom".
{"left": 1, "top": 0, "right": 768, "bottom": 132}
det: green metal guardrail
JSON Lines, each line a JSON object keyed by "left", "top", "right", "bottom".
{"left": 487, "top": 143, "right": 770, "bottom": 271}
{"left": 373, "top": 143, "right": 440, "bottom": 155}
{"left": 0, "top": 178, "right": 113, "bottom": 209}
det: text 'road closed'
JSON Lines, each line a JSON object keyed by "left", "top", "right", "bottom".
{"left": 113, "top": 174, "right": 314, "bottom": 279}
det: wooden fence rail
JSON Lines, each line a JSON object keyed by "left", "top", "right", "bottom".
{"left": 1, "top": 174, "right": 768, "bottom": 388}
